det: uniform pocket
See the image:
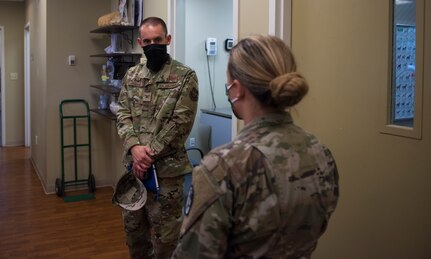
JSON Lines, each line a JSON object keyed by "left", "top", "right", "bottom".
{"left": 131, "top": 97, "right": 143, "bottom": 116}
{"left": 157, "top": 82, "right": 178, "bottom": 89}
{"left": 129, "top": 88, "right": 143, "bottom": 131}
{"left": 154, "top": 82, "right": 181, "bottom": 118}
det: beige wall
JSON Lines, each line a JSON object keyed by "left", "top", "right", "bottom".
{"left": 238, "top": 0, "right": 268, "bottom": 38}
{"left": 46, "top": 0, "right": 113, "bottom": 191}
{"left": 0, "top": 1, "right": 25, "bottom": 146}
{"left": 126, "top": 0, "right": 169, "bottom": 55}
{"left": 26, "top": 0, "right": 47, "bottom": 190}
{"left": 292, "top": 0, "right": 431, "bottom": 258}
{"left": 143, "top": 0, "right": 168, "bottom": 22}
{"left": 234, "top": 0, "right": 271, "bottom": 132}
{"left": 26, "top": 0, "right": 113, "bottom": 192}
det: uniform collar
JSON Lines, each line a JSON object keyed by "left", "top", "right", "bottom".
{"left": 239, "top": 111, "right": 294, "bottom": 134}
{"left": 143, "top": 56, "right": 173, "bottom": 83}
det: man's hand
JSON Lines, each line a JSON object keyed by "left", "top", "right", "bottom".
{"left": 130, "top": 145, "right": 155, "bottom": 180}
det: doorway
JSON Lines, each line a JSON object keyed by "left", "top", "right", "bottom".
{"left": 24, "top": 23, "right": 30, "bottom": 147}
{"left": 1, "top": 26, "right": 4, "bottom": 146}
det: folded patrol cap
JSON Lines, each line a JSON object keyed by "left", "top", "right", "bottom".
{"left": 112, "top": 173, "right": 147, "bottom": 211}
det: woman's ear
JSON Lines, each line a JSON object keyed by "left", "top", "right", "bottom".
{"left": 233, "top": 79, "right": 246, "bottom": 99}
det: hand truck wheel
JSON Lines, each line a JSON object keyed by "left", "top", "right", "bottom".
{"left": 55, "top": 178, "right": 64, "bottom": 197}
{"left": 88, "top": 174, "right": 96, "bottom": 193}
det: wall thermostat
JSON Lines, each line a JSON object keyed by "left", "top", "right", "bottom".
{"left": 206, "top": 38, "right": 217, "bottom": 56}
{"left": 225, "top": 38, "right": 233, "bottom": 51}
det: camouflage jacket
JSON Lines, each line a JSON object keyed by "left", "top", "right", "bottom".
{"left": 116, "top": 57, "right": 199, "bottom": 178}
{"left": 173, "top": 112, "right": 339, "bottom": 258}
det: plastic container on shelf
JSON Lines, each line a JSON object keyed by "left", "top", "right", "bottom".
{"left": 98, "top": 94, "right": 109, "bottom": 110}
{"left": 109, "top": 100, "right": 120, "bottom": 115}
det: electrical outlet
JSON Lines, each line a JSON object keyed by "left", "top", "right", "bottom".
{"left": 35, "top": 135, "right": 38, "bottom": 145}
{"left": 189, "top": 138, "right": 196, "bottom": 147}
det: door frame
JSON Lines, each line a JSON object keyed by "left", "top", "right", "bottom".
{"left": 231, "top": 0, "right": 239, "bottom": 138}
{"left": 24, "top": 23, "right": 31, "bottom": 147}
{"left": 230, "top": 0, "right": 292, "bottom": 139}
{"left": 167, "top": 1, "right": 291, "bottom": 140}
{"left": 0, "top": 26, "right": 5, "bottom": 146}
{"left": 167, "top": 0, "right": 240, "bottom": 140}
{"left": 167, "top": 0, "right": 176, "bottom": 59}
{"left": 269, "top": 0, "right": 292, "bottom": 44}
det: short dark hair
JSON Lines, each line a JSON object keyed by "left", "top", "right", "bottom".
{"left": 140, "top": 17, "right": 168, "bottom": 36}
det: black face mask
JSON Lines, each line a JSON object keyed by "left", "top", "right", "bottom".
{"left": 143, "top": 44, "right": 169, "bottom": 72}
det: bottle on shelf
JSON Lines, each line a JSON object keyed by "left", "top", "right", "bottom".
{"left": 101, "top": 65, "right": 109, "bottom": 85}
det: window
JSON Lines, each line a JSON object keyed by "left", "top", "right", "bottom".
{"left": 393, "top": 23, "right": 415, "bottom": 126}
{"left": 383, "top": 0, "right": 424, "bottom": 139}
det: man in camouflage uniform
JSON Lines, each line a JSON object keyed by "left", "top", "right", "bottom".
{"left": 172, "top": 35, "right": 339, "bottom": 258}
{"left": 116, "top": 17, "right": 198, "bottom": 258}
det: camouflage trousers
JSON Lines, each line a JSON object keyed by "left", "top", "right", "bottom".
{"left": 122, "top": 175, "right": 185, "bottom": 259}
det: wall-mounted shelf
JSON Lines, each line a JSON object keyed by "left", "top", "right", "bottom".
{"left": 90, "top": 25, "right": 138, "bottom": 48}
{"left": 90, "top": 25, "right": 139, "bottom": 121}
{"left": 90, "top": 109, "right": 117, "bottom": 120}
{"left": 90, "top": 25, "right": 138, "bottom": 34}
{"left": 90, "top": 53, "right": 141, "bottom": 58}
{"left": 90, "top": 84, "right": 121, "bottom": 95}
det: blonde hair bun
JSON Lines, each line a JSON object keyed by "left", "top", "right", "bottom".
{"left": 269, "top": 72, "right": 309, "bottom": 109}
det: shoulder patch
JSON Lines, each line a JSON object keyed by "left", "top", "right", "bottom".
{"left": 189, "top": 87, "right": 198, "bottom": 102}
{"left": 179, "top": 162, "right": 224, "bottom": 237}
{"left": 201, "top": 153, "right": 219, "bottom": 172}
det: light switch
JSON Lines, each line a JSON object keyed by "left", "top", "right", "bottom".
{"left": 10, "top": 73, "right": 18, "bottom": 80}
{"left": 68, "top": 55, "right": 76, "bottom": 66}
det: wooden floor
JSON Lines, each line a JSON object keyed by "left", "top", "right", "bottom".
{"left": 0, "top": 147, "right": 129, "bottom": 258}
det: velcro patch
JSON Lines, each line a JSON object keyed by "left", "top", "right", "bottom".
{"left": 180, "top": 165, "right": 222, "bottom": 236}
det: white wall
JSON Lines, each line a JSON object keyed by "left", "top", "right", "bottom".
{"left": 176, "top": 0, "right": 233, "bottom": 150}
{"left": 185, "top": 0, "right": 232, "bottom": 110}
{"left": 25, "top": 0, "right": 113, "bottom": 193}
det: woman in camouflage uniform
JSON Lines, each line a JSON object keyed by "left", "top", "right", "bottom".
{"left": 173, "top": 35, "right": 339, "bottom": 258}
